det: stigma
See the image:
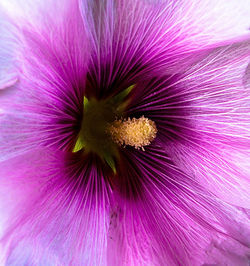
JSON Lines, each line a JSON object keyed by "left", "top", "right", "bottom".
{"left": 108, "top": 116, "right": 157, "bottom": 150}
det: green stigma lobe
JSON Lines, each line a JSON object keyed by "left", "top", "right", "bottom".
{"left": 73, "top": 86, "right": 134, "bottom": 172}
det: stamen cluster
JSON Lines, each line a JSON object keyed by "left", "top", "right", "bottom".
{"left": 108, "top": 116, "right": 157, "bottom": 150}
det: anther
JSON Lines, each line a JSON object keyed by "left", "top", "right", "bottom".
{"left": 108, "top": 116, "right": 157, "bottom": 150}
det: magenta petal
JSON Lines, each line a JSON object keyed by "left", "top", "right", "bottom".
{"left": 80, "top": 0, "right": 250, "bottom": 98}
{"left": 0, "top": 0, "right": 90, "bottom": 160}
{"left": 0, "top": 149, "right": 112, "bottom": 265}
{"left": 0, "top": 1, "right": 250, "bottom": 265}
{"left": 171, "top": 43, "right": 250, "bottom": 207}
{"left": 108, "top": 147, "right": 250, "bottom": 265}
{"left": 203, "top": 237, "right": 250, "bottom": 265}
{"left": 126, "top": 41, "right": 250, "bottom": 208}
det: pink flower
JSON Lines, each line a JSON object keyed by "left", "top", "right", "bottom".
{"left": 0, "top": 0, "right": 250, "bottom": 265}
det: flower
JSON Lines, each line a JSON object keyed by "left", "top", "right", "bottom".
{"left": 0, "top": 0, "right": 250, "bottom": 265}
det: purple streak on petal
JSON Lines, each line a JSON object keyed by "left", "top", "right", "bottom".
{"left": 243, "top": 61, "right": 250, "bottom": 89}
{"left": 126, "top": 41, "right": 250, "bottom": 208}
{"left": 0, "top": 1, "right": 249, "bottom": 265}
{"left": 0, "top": 0, "right": 90, "bottom": 160}
{"left": 79, "top": 0, "right": 250, "bottom": 99}
{"left": 0, "top": 149, "right": 112, "bottom": 265}
{"left": 109, "top": 146, "right": 250, "bottom": 265}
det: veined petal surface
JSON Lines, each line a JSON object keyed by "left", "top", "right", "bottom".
{"left": 0, "top": 149, "right": 112, "bottom": 265}
{"left": 108, "top": 147, "right": 250, "bottom": 265}
{"left": 0, "top": 0, "right": 249, "bottom": 265}
{"left": 127, "top": 41, "right": 250, "bottom": 208}
{"left": 0, "top": 0, "right": 90, "bottom": 160}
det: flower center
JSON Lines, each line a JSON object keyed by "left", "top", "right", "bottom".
{"left": 108, "top": 116, "right": 157, "bottom": 151}
{"left": 73, "top": 96, "right": 120, "bottom": 172}
{"left": 72, "top": 85, "right": 157, "bottom": 172}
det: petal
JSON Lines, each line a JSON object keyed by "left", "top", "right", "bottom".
{"left": 170, "top": 42, "right": 250, "bottom": 207}
{"left": 179, "top": 0, "right": 250, "bottom": 44}
{"left": 80, "top": 0, "right": 250, "bottom": 98}
{"left": 203, "top": 238, "right": 250, "bottom": 265}
{"left": 0, "top": 149, "right": 112, "bottom": 265}
{"left": 109, "top": 147, "right": 250, "bottom": 265}
{"left": 0, "top": 0, "right": 90, "bottom": 160}
{"left": 0, "top": 8, "right": 18, "bottom": 90}
{"left": 4, "top": 0, "right": 250, "bottom": 46}
{"left": 127, "top": 41, "right": 250, "bottom": 208}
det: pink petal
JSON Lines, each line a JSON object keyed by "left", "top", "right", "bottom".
{"left": 127, "top": 40, "right": 250, "bottom": 208}
{"left": 0, "top": 0, "right": 90, "bottom": 160}
{"left": 0, "top": 8, "right": 18, "bottom": 90}
{"left": 108, "top": 147, "right": 250, "bottom": 265}
{"left": 168, "top": 42, "right": 250, "bottom": 207}
{"left": 78, "top": 0, "right": 250, "bottom": 98}
{"left": 0, "top": 149, "right": 112, "bottom": 265}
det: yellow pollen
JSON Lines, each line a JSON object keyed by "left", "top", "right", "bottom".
{"left": 108, "top": 116, "right": 157, "bottom": 150}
